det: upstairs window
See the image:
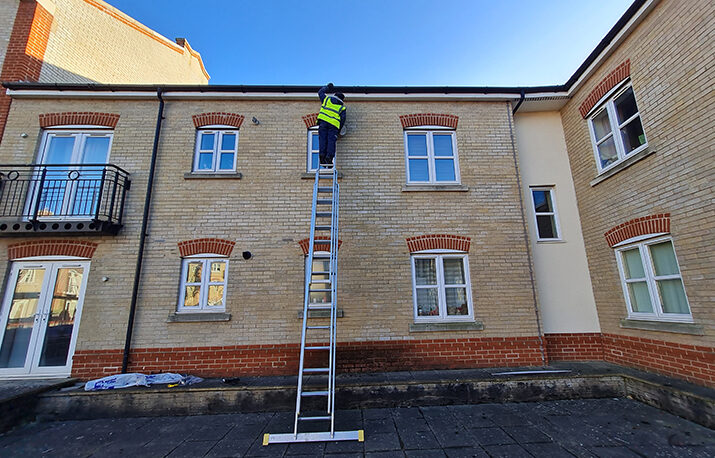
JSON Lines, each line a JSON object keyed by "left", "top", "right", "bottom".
{"left": 178, "top": 256, "right": 228, "bottom": 312}
{"left": 588, "top": 84, "right": 647, "bottom": 171}
{"left": 530, "top": 187, "right": 561, "bottom": 241}
{"left": 616, "top": 237, "right": 691, "bottom": 322}
{"left": 307, "top": 128, "right": 320, "bottom": 172}
{"left": 404, "top": 130, "right": 460, "bottom": 184}
{"left": 411, "top": 253, "right": 473, "bottom": 322}
{"left": 193, "top": 128, "right": 238, "bottom": 172}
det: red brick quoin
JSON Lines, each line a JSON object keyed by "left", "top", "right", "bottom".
{"left": 604, "top": 213, "right": 670, "bottom": 247}
{"left": 302, "top": 113, "right": 319, "bottom": 128}
{"left": 400, "top": 113, "right": 459, "bottom": 129}
{"left": 8, "top": 240, "right": 98, "bottom": 260}
{"left": 39, "top": 112, "right": 120, "bottom": 128}
{"left": 298, "top": 236, "right": 343, "bottom": 254}
{"left": 178, "top": 238, "right": 235, "bottom": 257}
{"left": 579, "top": 59, "right": 631, "bottom": 118}
{"left": 406, "top": 234, "right": 470, "bottom": 253}
{"left": 192, "top": 112, "right": 244, "bottom": 129}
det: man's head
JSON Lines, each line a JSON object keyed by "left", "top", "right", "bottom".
{"left": 334, "top": 92, "right": 345, "bottom": 102}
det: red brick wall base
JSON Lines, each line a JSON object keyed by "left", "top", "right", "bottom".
{"left": 71, "top": 336, "right": 545, "bottom": 380}
{"left": 545, "top": 332, "right": 714, "bottom": 387}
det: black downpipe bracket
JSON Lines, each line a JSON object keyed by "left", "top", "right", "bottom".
{"left": 512, "top": 89, "right": 526, "bottom": 115}
{"left": 122, "top": 88, "right": 165, "bottom": 373}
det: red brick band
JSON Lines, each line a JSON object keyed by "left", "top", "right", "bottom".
{"left": 8, "top": 240, "right": 98, "bottom": 260}
{"left": 192, "top": 112, "right": 244, "bottom": 129}
{"left": 604, "top": 213, "right": 670, "bottom": 247}
{"left": 579, "top": 59, "right": 631, "bottom": 118}
{"left": 400, "top": 113, "right": 459, "bottom": 129}
{"left": 71, "top": 336, "right": 544, "bottom": 379}
{"left": 302, "top": 113, "right": 319, "bottom": 128}
{"left": 406, "top": 234, "right": 471, "bottom": 253}
{"left": 298, "top": 237, "right": 343, "bottom": 255}
{"left": 39, "top": 112, "right": 120, "bottom": 128}
{"left": 544, "top": 333, "right": 604, "bottom": 361}
{"left": 178, "top": 238, "right": 235, "bottom": 257}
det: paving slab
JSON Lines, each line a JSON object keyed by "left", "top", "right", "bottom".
{"left": 1, "top": 398, "right": 713, "bottom": 457}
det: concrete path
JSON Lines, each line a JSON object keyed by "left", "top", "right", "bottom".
{"left": 1, "top": 398, "right": 712, "bottom": 457}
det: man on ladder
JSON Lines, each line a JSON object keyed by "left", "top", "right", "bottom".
{"left": 317, "top": 83, "right": 346, "bottom": 168}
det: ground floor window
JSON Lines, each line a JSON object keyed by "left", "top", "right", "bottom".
{"left": 411, "top": 253, "right": 473, "bottom": 321}
{"left": 616, "top": 237, "right": 691, "bottom": 321}
{"left": 178, "top": 256, "right": 228, "bottom": 312}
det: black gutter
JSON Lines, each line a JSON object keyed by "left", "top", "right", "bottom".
{"left": 121, "top": 88, "right": 164, "bottom": 373}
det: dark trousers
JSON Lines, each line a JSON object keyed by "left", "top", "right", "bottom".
{"left": 318, "top": 120, "right": 339, "bottom": 164}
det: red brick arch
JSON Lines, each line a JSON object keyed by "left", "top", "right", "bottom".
{"left": 298, "top": 237, "right": 343, "bottom": 254}
{"left": 579, "top": 59, "right": 631, "bottom": 118}
{"left": 400, "top": 113, "right": 459, "bottom": 129}
{"left": 8, "top": 240, "right": 98, "bottom": 260}
{"left": 39, "top": 112, "right": 120, "bottom": 128}
{"left": 192, "top": 112, "right": 244, "bottom": 129}
{"left": 302, "top": 113, "right": 319, "bottom": 128}
{"left": 178, "top": 238, "right": 236, "bottom": 257}
{"left": 604, "top": 213, "right": 670, "bottom": 247}
{"left": 406, "top": 234, "right": 471, "bottom": 253}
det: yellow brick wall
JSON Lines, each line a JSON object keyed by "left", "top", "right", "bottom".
{"left": 0, "top": 1, "right": 20, "bottom": 70}
{"left": 559, "top": 0, "right": 714, "bottom": 346}
{"left": 38, "top": 0, "right": 208, "bottom": 84}
{"left": 0, "top": 96, "right": 542, "bottom": 352}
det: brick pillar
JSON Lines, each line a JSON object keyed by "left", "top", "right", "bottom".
{"left": 0, "top": 0, "right": 53, "bottom": 143}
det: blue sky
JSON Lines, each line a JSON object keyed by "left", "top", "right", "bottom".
{"left": 108, "top": 1, "right": 634, "bottom": 86}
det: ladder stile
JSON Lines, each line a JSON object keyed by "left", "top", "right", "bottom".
{"left": 266, "top": 165, "right": 362, "bottom": 445}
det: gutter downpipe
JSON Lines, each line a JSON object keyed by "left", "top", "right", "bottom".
{"left": 512, "top": 89, "right": 525, "bottom": 115}
{"left": 506, "top": 102, "right": 547, "bottom": 366}
{"left": 122, "top": 88, "right": 165, "bottom": 373}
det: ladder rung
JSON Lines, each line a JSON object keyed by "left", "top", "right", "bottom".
{"left": 313, "top": 239, "right": 331, "bottom": 244}
{"left": 304, "top": 346, "right": 330, "bottom": 351}
{"left": 316, "top": 199, "right": 333, "bottom": 205}
{"left": 307, "top": 325, "right": 330, "bottom": 330}
{"left": 312, "top": 271, "right": 330, "bottom": 275}
{"left": 309, "top": 289, "right": 331, "bottom": 293}
{"left": 308, "top": 304, "right": 332, "bottom": 310}
{"left": 303, "top": 367, "right": 330, "bottom": 373}
{"left": 310, "top": 279, "right": 331, "bottom": 283}
{"left": 299, "top": 416, "right": 331, "bottom": 421}
{"left": 301, "top": 390, "right": 329, "bottom": 396}
{"left": 317, "top": 187, "right": 332, "bottom": 193}
{"left": 315, "top": 212, "right": 331, "bottom": 217}
{"left": 315, "top": 226, "right": 331, "bottom": 231}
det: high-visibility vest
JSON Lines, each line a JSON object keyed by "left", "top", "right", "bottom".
{"left": 317, "top": 96, "right": 345, "bottom": 129}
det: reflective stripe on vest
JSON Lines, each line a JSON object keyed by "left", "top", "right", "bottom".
{"left": 317, "top": 96, "right": 345, "bottom": 128}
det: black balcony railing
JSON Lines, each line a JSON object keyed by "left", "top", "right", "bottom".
{"left": 0, "top": 164, "right": 130, "bottom": 235}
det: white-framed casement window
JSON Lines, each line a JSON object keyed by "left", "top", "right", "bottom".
{"left": 404, "top": 129, "right": 460, "bottom": 184}
{"left": 307, "top": 128, "right": 320, "bottom": 172}
{"left": 177, "top": 255, "right": 228, "bottom": 312}
{"left": 305, "top": 253, "right": 331, "bottom": 304}
{"left": 411, "top": 252, "right": 473, "bottom": 322}
{"left": 193, "top": 127, "right": 238, "bottom": 172}
{"left": 530, "top": 187, "right": 561, "bottom": 241}
{"left": 615, "top": 237, "right": 691, "bottom": 322}
{"left": 587, "top": 83, "right": 647, "bottom": 172}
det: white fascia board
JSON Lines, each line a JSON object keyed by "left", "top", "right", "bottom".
{"left": 566, "top": 0, "right": 660, "bottom": 97}
{"left": 162, "top": 92, "right": 525, "bottom": 101}
{"left": 5, "top": 89, "right": 157, "bottom": 99}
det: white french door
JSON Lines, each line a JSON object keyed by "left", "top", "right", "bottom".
{"left": 0, "top": 260, "right": 89, "bottom": 378}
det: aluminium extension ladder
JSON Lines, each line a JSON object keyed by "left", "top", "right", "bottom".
{"left": 264, "top": 165, "right": 364, "bottom": 445}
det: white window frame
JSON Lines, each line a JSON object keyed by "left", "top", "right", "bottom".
{"left": 615, "top": 236, "right": 692, "bottom": 323}
{"left": 587, "top": 82, "right": 648, "bottom": 173}
{"left": 529, "top": 186, "right": 561, "bottom": 241}
{"left": 36, "top": 129, "right": 114, "bottom": 165}
{"left": 404, "top": 128, "right": 461, "bottom": 184}
{"left": 307, "top": 127, "right": 319, "bottom": 172}
{"left": 411, "top": 251, "right": 473, "bottom": 322}
{"left": 193, "top": 126, "right": 238, "bottom": 173}
{"left": 177, "top": 254, "right": 228, "bottom": 312}
{"left": 305, "top": 252, "right": 331, "bottom": 304}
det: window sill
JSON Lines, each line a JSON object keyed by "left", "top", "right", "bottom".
{"left": 536, "top": 239, "right": 566, "bottom": 244}
{"left": 301, "top": 171, "right": 343, "bottom": 179}
{"left": 298, "top": 309, "right": 344, "bottom": 318}
{"left": 409, "top": 321, "right": 484, "bottom": 333}
{"left": 184, "top": 172, "right": 243, "bottom": 180}
{"left": 167, "top": 312, "right": 231, "bottom": 323}
{"left": 620, "top": 318, "right": 703, "bottom": 335}
{"left": 402, "top": 184, "right": 469, "bottom": 192}
{"left": 590, "top": 148, "right": 655, "bottom": 186}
